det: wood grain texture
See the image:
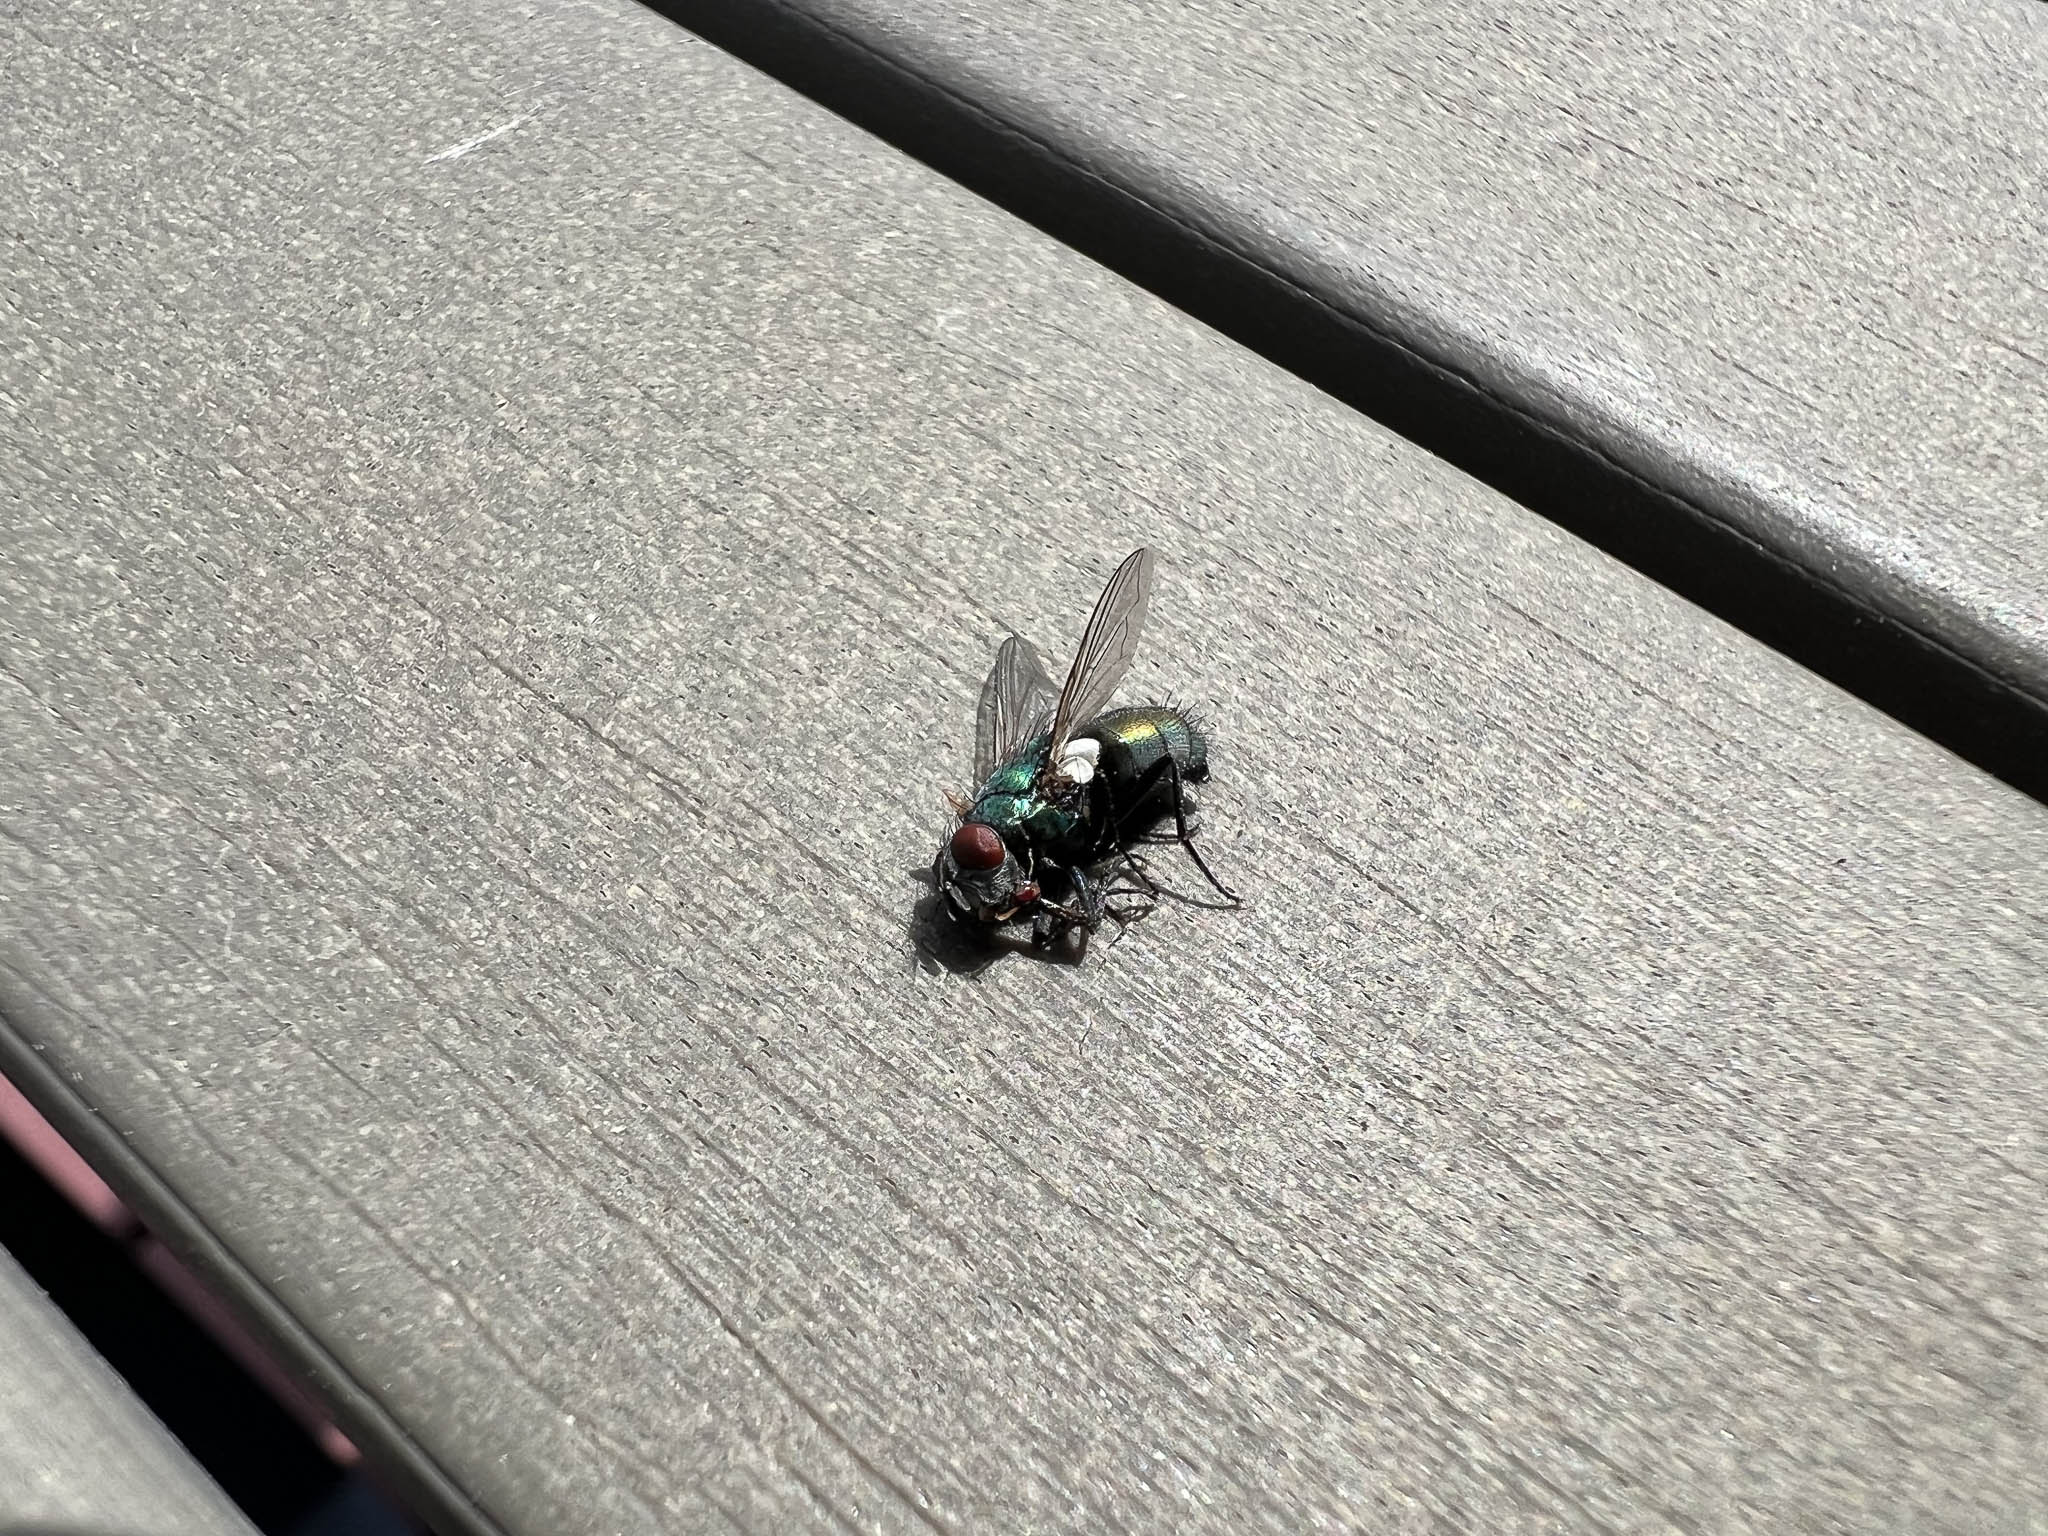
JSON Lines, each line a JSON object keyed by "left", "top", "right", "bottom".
{"left": 0, "top": 1249, "right": 258, "bottom": 1536}
{"left": 669, "top": 0, "right": 2048, "bottom": 717}
{"left": 2, "top": 0, "right": 2046, "bottom": 1532}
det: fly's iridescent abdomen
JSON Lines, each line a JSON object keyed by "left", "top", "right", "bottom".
{"left": 1084, "top": 707, "right": 1208, "bottom": 789}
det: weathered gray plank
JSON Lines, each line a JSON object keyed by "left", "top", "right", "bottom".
{"left": 1, "top": 0, "right": 2045, "bottom": 1532}
{"left": 0, "top": 1247, "right": 258, "bottom": 1536}
{"left": 668, "top": 0, "right": 2048, "bottom": 766}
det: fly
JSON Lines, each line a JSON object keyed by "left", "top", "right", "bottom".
{"left": 934, "top": 547, "right": 1239, "bottom": 953}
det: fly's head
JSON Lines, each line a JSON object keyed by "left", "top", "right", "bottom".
{"left": 935, "top": 820, "right": 1040, "bottom": 926}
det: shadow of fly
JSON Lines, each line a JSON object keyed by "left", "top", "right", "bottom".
{"left": 932, "top": 547, "right": 1240, "bottom": 959}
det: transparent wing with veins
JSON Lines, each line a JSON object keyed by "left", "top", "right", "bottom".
{"left": 974, "top": 633, "right": 1060, "bottom": 784}
{"left": 1045, "top": 547, "right": 1156, "bottom": 774}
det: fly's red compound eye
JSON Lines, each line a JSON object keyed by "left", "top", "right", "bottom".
{"left": 949, "top": 822, "right": 1006, "bottom": 871}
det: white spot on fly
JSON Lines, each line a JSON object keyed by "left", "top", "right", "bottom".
{"left": 1057, "top": 737, "right": 1100, "bottom": 783}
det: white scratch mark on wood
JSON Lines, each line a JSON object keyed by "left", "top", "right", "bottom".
{"left": 425, "top": 113, "right": 534, "bottom": 164}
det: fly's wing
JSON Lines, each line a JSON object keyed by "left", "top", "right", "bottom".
{"left": 974, "top": 633, "right": 1060, "bottom": 783}
{"left": 1046, "top": 547, "right": 1156, "bottom": 769}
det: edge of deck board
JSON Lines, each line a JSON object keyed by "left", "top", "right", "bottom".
{"left": 0, "top": 1227, "right": 259, "bottom": 1536}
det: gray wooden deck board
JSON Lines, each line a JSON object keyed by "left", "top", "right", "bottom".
{"left": 3, "top": 0, "right": 2046, "bottom": 1532}
{"left": 666, "top": 0, "right": 2048, "bottom": 761}
{"left": 0, "top": 1247, "right": 258, "bottom": 1536}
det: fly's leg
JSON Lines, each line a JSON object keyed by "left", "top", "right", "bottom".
{"left": 1028, "top": 863, "right": 1096, "bottom": 950}
{"left": 1071, "top": 865, "right": 1116, "bottom": 930}
{"left": 1163, "top": 751, "right": 1237, "bottom": 902}
{"left": 1031, "top": 901, "right": 1094, "bottom": 958}
{"left": 1098, "top": 776, "right": 1164, "bottom": 900}
{"left": 1116, "top": 845, "right": 1161, "bottom": 899}
{"left": 1061, "top": 864, "right": 1153, "bottom": 948}
{"left": 1130, "top": 787, "right": 1200, "bottom": 845}
{"left": 1099, "top": 883, "right": 1157, "bottom": 940}
{"left": 1111, "top": 751, "right": 1239, "bottom": 904}
{"left": 934, "top": 847, "right": 969, "bottom": 925}
{"left": 1101, "top": 815, "right": 1165, "bottom": 910}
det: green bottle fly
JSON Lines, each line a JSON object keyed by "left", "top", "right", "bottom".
{"left": 934, "top": 548, "right": 1237, "bottom": 953}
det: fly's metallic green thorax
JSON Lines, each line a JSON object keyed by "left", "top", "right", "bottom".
{"left": 932, "top": 548, "right": 1238, "bottom": 954}
{"left": 967, "top": 731, "right": 1087, "bottom": 863}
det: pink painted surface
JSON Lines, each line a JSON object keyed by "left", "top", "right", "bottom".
{"left": 132, "top": 1234, "right": 363, "bottom": 1466}
{"left": 0, "top": 1071, "right": 132, "bottom": 1233}
{"left": 0, "top": 1069, "right": 359, "bottom": 1465}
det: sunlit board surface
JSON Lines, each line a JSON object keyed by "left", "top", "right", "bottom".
{"left": 2, "top": 0, "right": 2044, "bottom": 1531}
